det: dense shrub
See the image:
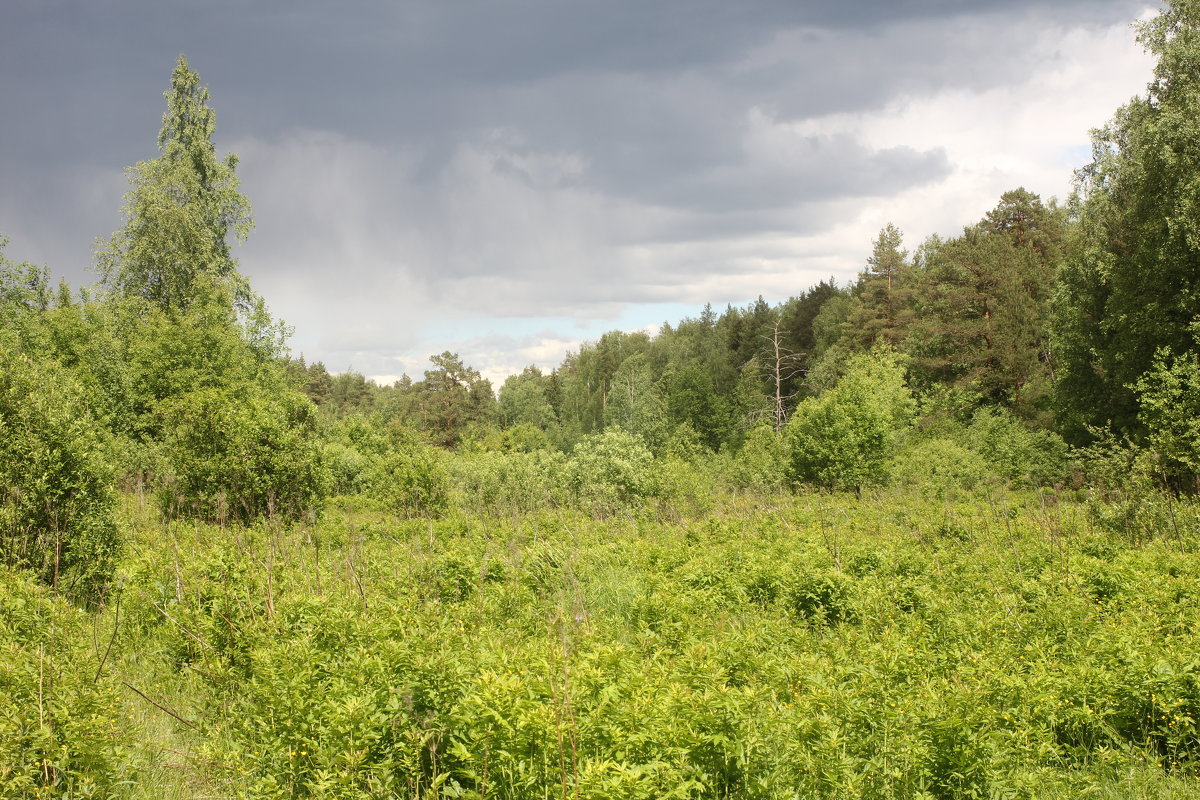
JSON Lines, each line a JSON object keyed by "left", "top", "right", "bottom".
{"left": 788, "top": 570, "right": 858, "bottom": 625}
{"left": 727, "top": 424, "right": 790, "bottom": 493}
{"left": 449, "top": 449, "right": 569, "bottom": 514}
{"left": 321, "top": 440, "right": 376, "bottom": 496}
{"left": 567, "top": 428, "right": 656, "bottom": 514}
{"left": 366, "top": 428, "right": 450, "bottom": 518}
{"left": 6, "top": 485, "right": 1197, "bottom": 797}
{"left": 499, "top": 421, "right": 553, "bottom": 453}
{"left": 786, "top": 349, "right": 915, "bottom": 491}
{"left": 0, "top": 567, "right": 131, "bottom": 793}
{"left": 1068, "top": 431, "right": 1199, "bottom": 542}
{"left": 158, "top": 384, "right": 328, "bottom": 523}
{"left": 663, "top": 421, "right": 710, "bottom": 462}
{"left": 320, "top": 414, "right": 391, "bottom": 495}
{"left": 654, "top": 456, "right": 718, "bottom": 519}
{"left": 967, "top": 407, "right": 1068, "bottom": 487}
{"left": 0, "top": 343, "right": 119, "bottom": 599}
{"left": 891, "top": 436, "right": 989, "bottom": 497}
{"left": 1135, "top": 349, "right": 1200, "bottom": 491}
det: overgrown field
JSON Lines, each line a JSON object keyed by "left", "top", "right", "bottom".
{"left": 5, "top": 488, "right": 1200, "bottom": 799}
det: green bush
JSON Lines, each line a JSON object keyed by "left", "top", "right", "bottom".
{"left": 0, "top": 343, "right": 119, "bottom": 599}
{"left": 366, "top": 429, "right": 450, "bottom": 518}
{"left": 158, "top": 384, "right": 328, "bottom": 523}
{"left": 967, "top": 407, "right": 1068, "bottom": 487}
{"left": 788, "top": 570, "right": 858, "bottom": 625}
{"left": 891, "top": 436, "right": 989, "bottom": 497}
{"left": 727, "top": 424, "right": 789, "bottom": 493}
{"left": 1135, "top": 349, "right": 1200, "bottom": 491}
{"left": 320, "top": 414, "right": 390, "bottom": 495}
{"left": 786, "top": 349, "right": 915, "bottom": 491}
{"left": 0, "top": 567, "right": 132, "bottom": 794}
{"left": 663, "top": 421, "right": 710, "bottom": 462}
{"left": 567, "top": 429, "right": 656, "bottom": 514}
{"left": 449, "top": 449, "right": 569, "bottom": 514}
{"left": 654, "top": 456, "right": 717, "bottom": 520}
{"left": 501, "top": 421, "right": 553, "bottom": 453}
{"left": 321, "top": 440, "right": 376, "bottom": 496}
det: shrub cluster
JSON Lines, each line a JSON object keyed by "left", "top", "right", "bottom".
{"left": 87, "top": 493, "right": 1200, "bottom": 798}
{"left": 785, "top": 349, "right": 915, "bottom": 490}
{"left": 158, "top": 384, "right": 327, "bottom": 523}
{"left": 0, "top": 343, "right": 119, "bottom": 599}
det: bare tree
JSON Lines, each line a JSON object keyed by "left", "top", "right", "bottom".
{"left": 763, "top": 322, "right": 806, "bottom": 432}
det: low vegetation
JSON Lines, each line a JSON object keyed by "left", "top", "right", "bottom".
{"left": 6, "top": 483, "right": 1200, "bottom": 798}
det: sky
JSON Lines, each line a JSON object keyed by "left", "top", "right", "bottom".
{"left": 0, "top": 0, "right": 1159, "bottom": 389}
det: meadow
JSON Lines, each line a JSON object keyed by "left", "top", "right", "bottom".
{"left": 10, "top": 6, "right": 1200, "bottom": 797}
{"left": 6, "top": 478, "right": 1200, "bottom": 799}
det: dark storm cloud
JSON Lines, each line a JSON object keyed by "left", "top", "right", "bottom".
{"left": 3, "top": 0, "right": 1145, "bottom": 150}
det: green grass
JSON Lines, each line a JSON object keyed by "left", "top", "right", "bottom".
{"left": 5, "top": 487, "right": 1200, "bottom": 798}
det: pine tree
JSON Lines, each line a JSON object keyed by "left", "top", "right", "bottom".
{"left": 848, "top": 224, "right": 913, "bottom": 348}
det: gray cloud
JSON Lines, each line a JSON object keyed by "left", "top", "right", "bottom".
{"left": 0, "top": 0, "right": 1154, "bottom": 377}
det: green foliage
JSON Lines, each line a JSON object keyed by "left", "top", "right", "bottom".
{"left": 727, "top": 424, "right": 790, "bottom": 493}
{"left": 966, "top": 407, "right": 1068, "bottom": 487}
{"left": 890, "top": 437, "right": 989, "bottom": 497}
{"left": 1055, "top": 1, "right": 1200, "bottom": 440}
{"left": 0, "top": 567, "right": 132, "bottom": 795}
{"left": 806, "top": 291, "right": 855, "bottom": 391}
{"left": 788, "top": 569, "right": 858, "bottom": 626}
{"left": 415, "top": 352, "right": 495, "bottom": 448}
{"left": 906, "top": 190, "right": 1063, "bottom": 418}
{"left": 567, "top": 428, "right": 656, "bottom": 514}
{"left": 158, "top": 384, "right": 327, "bottom": 523}
{"left": 43, "top": 490, "right": 1200, "bottom": 798}
{"left": 448, "top": 449, "right": 570, "bottom": 514}
{"left": 496, "top": 366, "right": 557, "bottom": 430}
{"left": 320, "top": 414, "right": 391, "bottom": 496}
{"left": 665, "top": 362, "right": 732, "bottom": 451}
{"left": 120, "top": 274, "right": 288, "bottom": 425}
{"left": 366, "top": 429, "right": 450, "bottom": 518}
{"left": 663, "top": 420, "right": 710, "bottom": 462}
{"left": 0, "top": 343, "right": 119, "bottom": 600}
{"left": 1072, "top": 432, "right": 1200, "bottom": 544}
{"left": 653, "top": 456, "right": 718, "bottom": 520}
{"left": 98, "top": 55, "right": 254, "bottom": 313}
{"left": 0, "top": 236, "right": 52, "bottom": 314}
{"left": 604, "top": 353, "right": 669, "bottom": 451}
{"left": 2, "top": 239, "right": 136, "bottom": 439}
{"left": 499, "top": 421, "right": 552, "bottom": 453}
{"left": 786, "top": 349, "right": 916, "bottom": 491}
{"left": 1135, "top": 349, "right": 1200, "bottom": 489}
{"left": 846, "top": 222, "right": 914, "bottom": 349}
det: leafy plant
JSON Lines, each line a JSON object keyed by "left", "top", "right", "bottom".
{"left": 366, "top": 427, "right": 450, "bottom": 518}
{"left": 966, "top": 406, "right": 1067, "bottom": 487}
{"left": 0, "top": 342, "right": 119, "bottom": 600}
{"left": 891, "top": 436, "right": 989, "bottom": 497}
{"left": 0, "top": 567, "right": 132, "bottom": 794}
{"left": 1135, "top": 349, "right": 1200, "bottom": 490}
{"left": 158, "top": 383, "right": 327, "bottom": 523}
{"left": 786, "top": 348, "right": 915, "bottom": 491}
{"left": 567, "top": 428, "right": 657, "bottom": 514}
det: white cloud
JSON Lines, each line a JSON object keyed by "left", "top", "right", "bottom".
{"left": 773, "top": 15, "right": 1155, "bottom": 264}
